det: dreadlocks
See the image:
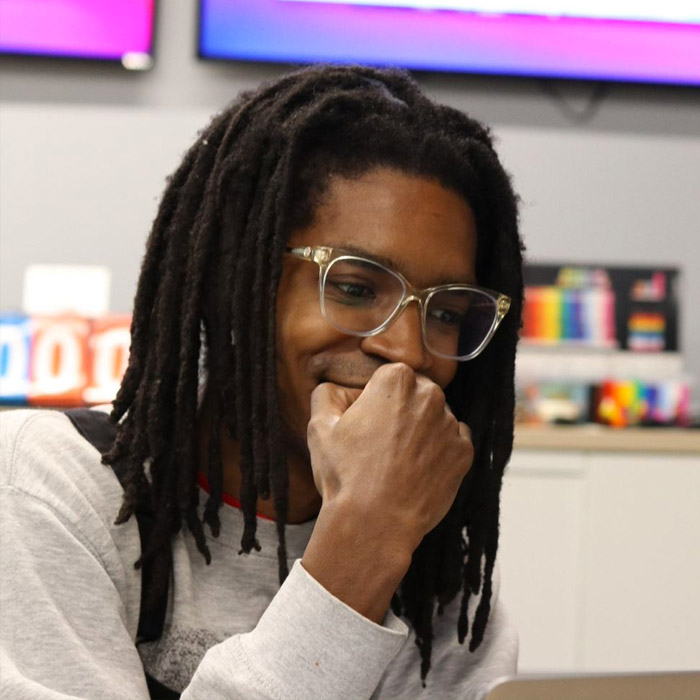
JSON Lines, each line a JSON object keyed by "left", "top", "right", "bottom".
{"left": 104, "top": 64, "right": 524, "bottom": 683}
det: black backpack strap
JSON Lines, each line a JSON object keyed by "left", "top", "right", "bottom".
{"left": 65, "top": 407, "right": 117, "bottom": 456}
{"left": 64, "top": 408, "right": 179, "bottom": 699}
{"left": 145, "top": 674, "right": 181, "bottom": 699}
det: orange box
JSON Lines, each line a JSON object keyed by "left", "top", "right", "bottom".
{"left": 29, "top": 316, "right": 90, "bottom": 406}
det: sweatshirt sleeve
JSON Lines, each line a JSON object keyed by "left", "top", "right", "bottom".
{"left": 182, "top": 560, "right": 409, "bottom": 700}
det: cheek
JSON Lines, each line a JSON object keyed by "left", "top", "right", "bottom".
{"left": 276, "top": 267, "right": 319, "bottom": 371}
{"left": 276, "top": 304, "right": 313, "bottom": 399}
{"left": 276, "top": 290, "right": 331, "bottom": 373}
{"left": 274, "top": 320, "right": 314, "bottom": 439}
{"left": 275, "top": 286, "right": 340, "bottom": 431}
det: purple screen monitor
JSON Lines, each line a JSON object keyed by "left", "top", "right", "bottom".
{"left": 199, "top": 1, "right": 700, "bottom": 86}
{"left": 0, "top": 0, "right": 155, "bottom": 69}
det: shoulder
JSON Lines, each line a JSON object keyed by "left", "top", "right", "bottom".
{"left": 0, "top": 407, "right": 139, "bottom": 572}
{"left": 1, "top": 407, "right": 117, "bottom": 502}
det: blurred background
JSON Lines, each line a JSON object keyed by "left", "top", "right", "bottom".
{"left": 1, "top": 0, "right": 699, "bottom": 677}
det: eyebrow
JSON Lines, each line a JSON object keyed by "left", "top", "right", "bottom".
{"left": 334, "top": 242, "right": 477, "bottom": 287}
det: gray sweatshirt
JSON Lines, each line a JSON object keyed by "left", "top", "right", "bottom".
{"left": 0, "top": 408, "right": 518, "bottom": 699}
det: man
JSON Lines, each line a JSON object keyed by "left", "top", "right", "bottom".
{"left": 0, "top": 65, "right": 523, "bottom": 698}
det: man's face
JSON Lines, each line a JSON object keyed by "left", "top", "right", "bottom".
{"left": 276, "top": 167, "right": 478, "bottom": 449}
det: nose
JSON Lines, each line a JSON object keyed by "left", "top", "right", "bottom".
{"left": 358, "top": 301, "right": 433, "bottom": 372}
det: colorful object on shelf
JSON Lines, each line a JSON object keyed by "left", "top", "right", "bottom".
{"left": 516, "top": 382, "right": 591, "bottom": 425}
{"left": 594, "top": 379, "right": 690, "bottom": 428}
{"left": 0, "top": 313, "right": 131, "bottom": 406}
{"left": 517, "top": 378, "right": 692, "bottom": 428}
{"left": 631, "top": 271, "right": 667, "bottom": 302}
{"left": 523, "top": 263, "right": 679, "bottom": 352}
{"left": 628, "top": 312, "right": 666, "bottom": 352}
{"left": 522, "top": 267, "right": 616, "bottom": 347}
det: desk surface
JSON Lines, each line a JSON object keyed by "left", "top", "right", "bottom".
{"left": 514, "top": 424, "right": 700, "bottom": 454}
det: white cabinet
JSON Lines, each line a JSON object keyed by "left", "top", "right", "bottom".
{"left": 499, "top": 452, "right": 587, "bottom": 672}
{"left": 498, "top": 448, "right": 700, "bottom": 674}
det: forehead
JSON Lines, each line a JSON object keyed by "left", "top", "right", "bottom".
{"left": 289, "top": 168, "right": 478, "bottom": 287}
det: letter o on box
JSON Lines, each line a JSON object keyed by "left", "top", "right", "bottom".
{"left": 84, "top": 316, "right": 131, "bottom": 405}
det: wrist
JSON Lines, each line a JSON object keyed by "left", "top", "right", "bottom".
{"left": 321, "top": 494, "right": 421, "bottom": 564}
{"left": 302, "top": 497, "right": 414, "bottom": 623}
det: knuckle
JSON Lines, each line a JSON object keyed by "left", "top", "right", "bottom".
{"left": 442, "top": 405, "right": 457, "bottom": 427}
{"left": 390, "top": 362, "right": 414, "bottom": 379}
{"left": 415, "top": 372, "right": 435, "bottom": 387}
{"left": 424, "top": 381, "right": 446, "bottom": 406}
{"left": 379, "top": 362, "right": 415, "bottom": 389}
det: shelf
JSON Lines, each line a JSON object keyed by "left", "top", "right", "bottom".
{"left": 516, "top": 347, "right": 685, "bottom": 383}
{"left": 514, "top": 424, "right": 700, "bottom": 454}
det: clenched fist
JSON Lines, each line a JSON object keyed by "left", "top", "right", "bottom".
{"left": 308, "top": 362, "right": 473, "bottom": 549}
{"left": 302, "top": 363, "right": 473, "bottom": 623}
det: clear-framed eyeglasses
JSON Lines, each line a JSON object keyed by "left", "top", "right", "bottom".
{"left": 285, "top": 245, "right": 511, "bottom": 361}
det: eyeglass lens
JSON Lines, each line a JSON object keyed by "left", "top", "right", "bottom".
{"left": 322, "top": 257, "right": 498, "bottom": 359}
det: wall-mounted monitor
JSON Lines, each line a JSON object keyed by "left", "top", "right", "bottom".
{"left": 198, "top": 1, "right": 700, "bottom": 86}
{"left": 0, "top": 0, "right": 156, "bottom": 69}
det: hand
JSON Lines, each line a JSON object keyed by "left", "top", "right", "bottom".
{"left": 307, "top": 362, "right": 473, "bottom": 555}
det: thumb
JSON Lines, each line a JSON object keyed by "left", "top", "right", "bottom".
{"left": 310, "top": 382, "right": 363, "bottom": 427}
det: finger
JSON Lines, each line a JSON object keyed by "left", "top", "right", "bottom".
{"left": 364, "top": 362, "right": 416, "bottom": 398}
{"left": 414, "top": 372, "right": 440, "bottom": 391}
{"left": 310, "top": 382, "right": 363, "bottom": 424}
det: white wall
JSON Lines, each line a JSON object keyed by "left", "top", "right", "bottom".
{"left": 1, "top": 0, "right": 699, "bottom": 386}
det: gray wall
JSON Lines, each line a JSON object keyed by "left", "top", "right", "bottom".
{"left": 2, "top": 1, "right": 699, "bottom": 387}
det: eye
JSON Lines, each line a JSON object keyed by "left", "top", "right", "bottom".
{"left": 333, "top": 281, "right": 376, "bottom": 298}
{"left": 325, "top": 276, "right": 378, "bottom": 306}
{"left": 428, "top": 307, "right": 464, "bottom": 327}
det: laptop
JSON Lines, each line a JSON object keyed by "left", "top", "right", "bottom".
{"left": 482, "top": 671, "right": 700, "bottom": 700}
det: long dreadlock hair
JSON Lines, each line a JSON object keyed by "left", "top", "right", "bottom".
{"left": 105, "top": 64, "right": 524, "bottom": 683}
